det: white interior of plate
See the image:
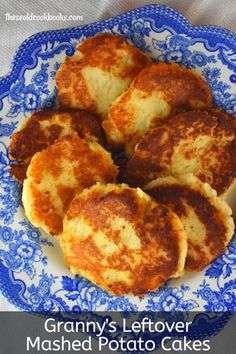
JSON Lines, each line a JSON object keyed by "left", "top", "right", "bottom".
{"left": 0, "top": 5, "right": 236, "bottom": 311}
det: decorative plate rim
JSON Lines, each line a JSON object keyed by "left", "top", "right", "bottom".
{"left": 0, "top": 4, "right": 235, "bottom": 312}
{"left": 1, "top": 4, "right": 236, "bottom": 89}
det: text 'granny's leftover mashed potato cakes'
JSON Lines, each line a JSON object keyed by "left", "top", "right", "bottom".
{"left": 56, "top": 33, "right": 151, "bottom": 120}
{"left": 60, "top": 183, "right": 187, "bottom": 296}
{"left": 145, "top": 174, "right": 235, "bottom": 271}
{"left": 103, "top": 62, "right": 212, "bottom": 154}
{"left": 124, "top": 110, "right": 236, "bottom": 196}
{"left": 22, "top": 135, "right": 118, "bottom": 236}
{"left": 9, "top": 109, "right": 104, "bottom": 183}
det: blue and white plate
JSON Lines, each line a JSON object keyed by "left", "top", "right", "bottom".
{"left": 0, "top": 5, "right": 236, "bottom": 312}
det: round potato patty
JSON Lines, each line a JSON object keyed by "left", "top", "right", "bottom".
{"left": 60, "top": 183, "right": 187, "bottom": 296}
{"left": 22, "top": 135, "right": 118, "bottom": 235}
{"left": 124, "top": 109, "right": 236, "bottom": 196}
{"left": 56, "top": 33, "right": 151, "bottom": 120}
{"left": 103, "top": 62, "right": 212, "bottom": 155}
{"left": 145, "top": 174, "right": 235, "bottom": 271}
{"left": 9, "top": 108, "right": 104, "bottom": 183}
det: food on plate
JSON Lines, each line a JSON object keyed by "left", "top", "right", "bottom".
{"left": 103, "top": 62, "right": 213, "bottom": 154}
{"left": 7, "top": 28, "right": 236, "bottom": 298}
{"left": 10, "top": 161, "right": 31, "bottom": 185}
{"left": 60, "top": 183, "right": 187, "bottom": 296}
{"left": 22, "top": 135, "right": 118, "bottom": 235}
{"left": 56, "top": 33, "right": 151, "bottom": 120}
{"left": 144, "top": 174, "right": 235, "bottom": 271}
{"left": 9, "top": 108, "right": 104, "bottom": 183}
{"left": 124, "top": 110, "right": 236, "bottom": 196}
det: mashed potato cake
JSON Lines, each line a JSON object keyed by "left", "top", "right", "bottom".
{"left": 22, "top": 135, "right": 118, "bottom": 236}
{"left": 145, "top": 175, "right": 235, "bottom": 271}
{"left": 60, "top": 183, "right": 187, "bottom": 296}
{"left": 124, "top": 110, "right": 236, "bottom": 196}
{"left": 103, "top": 62, "right": 212, "bottom": 154}
{"left": 56, "top": 33, "right": 151, "bottom": 120}
{"left": 9, "top": 109, "right": 104, "bottom": 183}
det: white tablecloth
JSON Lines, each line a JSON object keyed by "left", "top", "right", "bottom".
{"left": 0, "top": 0, "right": 236, "bottom": 311}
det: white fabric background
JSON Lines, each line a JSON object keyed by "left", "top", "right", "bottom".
{"left": 0, "top": 0, "right": 235, "bottom": 311}
{"left": 1, "top": 0, "right": 236, "bottom": 77}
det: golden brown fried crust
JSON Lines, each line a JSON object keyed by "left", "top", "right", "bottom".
{"left": 147, "top": 183, "right": 228, "bottom": 271}
{"left": 103, "top": 62, "right": 213, "bottom": 152}
{"left": 124, "top": 110, "right": 236, "bottom": 195}
{"left": 62, "top": 185, "right": 186, "bottom": 296}
{"left": 134, "top": 62, "right": 212, "bottom": 110}
{"left": 9, "top": 109, "right": 104, "bottom": 182}
{"left": 10, "top": 161, "right": 30, "bottom": 184}
{"left": 56, "top": 33, "right": 151, "bottom": 116}
{"left": 24, "top": 135, "right": 118, "bottom": 235}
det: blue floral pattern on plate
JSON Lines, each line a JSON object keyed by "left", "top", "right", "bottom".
{"left": 0, "top": 5, "right": 236, "bottom": 313}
